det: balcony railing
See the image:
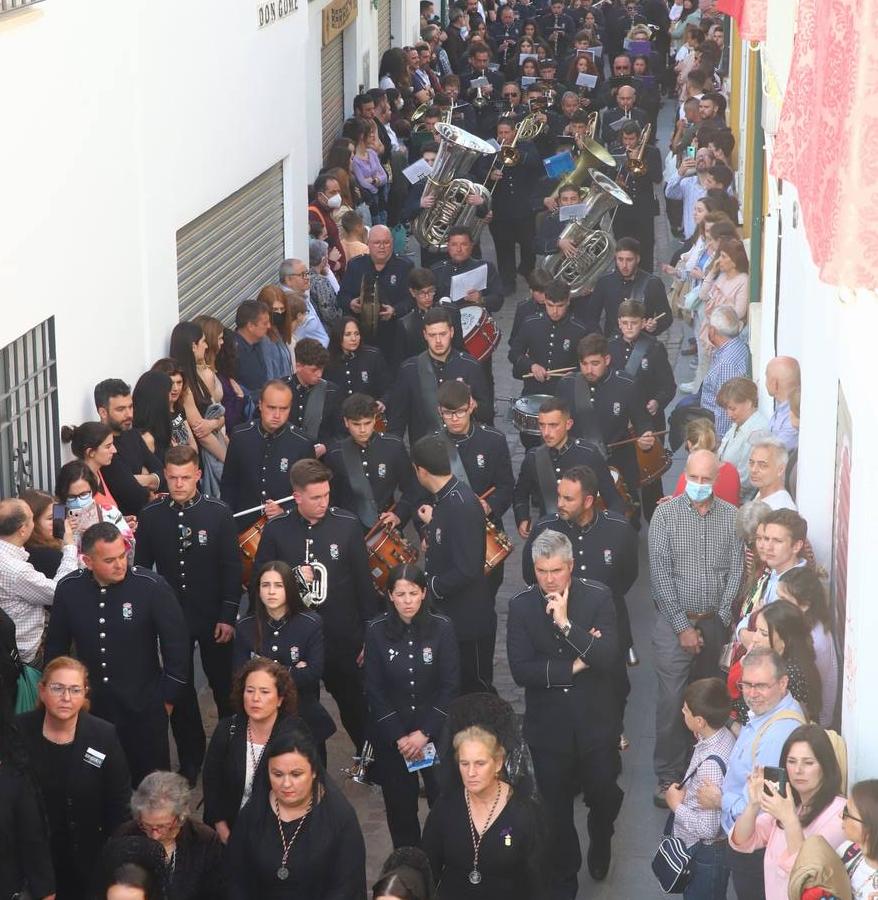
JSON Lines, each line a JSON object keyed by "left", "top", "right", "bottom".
{"left": 1, "top": 0, "right": 46, "bottom": 14}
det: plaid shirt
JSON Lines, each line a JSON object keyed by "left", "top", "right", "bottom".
{"left": 672, "top": 726, "right": 737, "bottom": 846}
{"left": 700, "top": 336, "right": 752, "bottom": 438}
{"left": 0, "top": 540, "right": 79, "bottom": 662}
{"left": 649, "top": 494, "right": 744, "bottom": 634}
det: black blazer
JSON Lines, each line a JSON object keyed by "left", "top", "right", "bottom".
{"left": 17, "top": 710, "right": 131, "bottom": 889}
{"left": 116, "top": 818, "right": 226, "bottom": 900}
{"left": 0, "top": 765, "right": 54, "bottom": 900}
{"left": 506, "top": 578, "right": 619, "bottom": 751}
{"left": 202, "top": 712, "right": 301, "bottom": 830}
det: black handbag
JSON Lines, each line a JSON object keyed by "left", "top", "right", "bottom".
{"left": 651, "top": 754, "right": 727, "bottom": 893}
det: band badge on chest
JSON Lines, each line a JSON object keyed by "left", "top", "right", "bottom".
{"left": 604, "top": 548, "right": 613, "bottom": 565}
{"left": 423, "top": 646, "right": 433, "bottom": 664}
{"left": 361, "top": 370, "right": 369, "bottom": 383}
{"left": 198, "top": 529, "right": 208, "bottom": 546}
{"left": 476, "top": 454, "right": 486, "bottom": 468}
{"left": 641, "top": 358, "right": 649, "bottom": 370}
{"left": 122, "top": 602, "right": 133, "bottom": 621}
{"left": 434, "top": 528, "right": 442, "bottom": 544}
{"left": 390, "top": 274, "right": 397, "bottom": 285}
{"left": 388, "top": 648, "right": 399, "bottom": 663}
{"left": 290, "top": 646, "right": 300, "bottom": 663}
{"left": 563, "top": 338, "right": 571, "bottom": 351}
{"left": 377, "top": 463, "right": 387, "bottom": 478}
{"left": 329, "top": 543, "right": 340, "bottom": 560}
{"left": 613, "top": 402, "right": 622, "bottom": 416}
{"left": 279, "top": 457, "right": 289, "bottom": 473}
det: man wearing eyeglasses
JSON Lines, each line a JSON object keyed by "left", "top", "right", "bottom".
{"left": 395, "top": 267, "right": 464, "bottom": 366}
{"left": 713, "top": 647, "right": 805, "bottom": 900}
{"left": 279, "top": 258, "right": 329, "bottom": 347}
{"left": 135, "top": 445, "right": 242, "bottom": 787}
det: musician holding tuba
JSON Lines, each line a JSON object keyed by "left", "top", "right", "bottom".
{"left": 610, "top": 120, "right": 663, "bottom": 272}
{"left": 253, "top": 459, "right": 382, "bottom": 755}
{"left": 363, "top": 563, "right": 459, "bottom": 847}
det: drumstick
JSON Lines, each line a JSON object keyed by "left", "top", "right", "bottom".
{"left": 478, "top": 487, "right": 496, "bottom": 501}
{"left": 522, "top": 366, "right": 577, "bottom": 379}
{"left": 650, "top": 312, "right": 667, "bottom": 322}
{"left": 366, "top": 503, "right": 398, "bottom": 540}
{"left": 233, "top": 494, "right": 295, "bottom": 518}
{"left": 606, "top": 429, "right": 669, "bottom": 450}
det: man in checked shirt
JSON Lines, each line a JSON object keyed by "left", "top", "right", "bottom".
{"left": 648, "top": 449, "right": 743, "bottom": 808}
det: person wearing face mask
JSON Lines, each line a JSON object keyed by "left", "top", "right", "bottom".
{"left": 308, "top": 174, "right": 347, "bottom": 276}
{"left": 648, "top": 448, "right": 744, "bottom": 809}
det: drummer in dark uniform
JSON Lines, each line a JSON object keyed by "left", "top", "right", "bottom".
{"left": 283, "top": 338, "right": 344, "bottom": 453}
{"left": 608, "top": 300, "right": 676, "bottom": 521}
{"left": 324, "top": 393, "right": 422, "bottom": 531}
{"left": 233, "top": 560, "right": 336, "bottom": 763}
{"left": 253, "top": 459, "right": 380, "bottom": 752}
{"left": 394, "top": 268, "right": 464, "bottom": 368}
{"left": 134, "top": 445, "right": 242, "bottom": 786}
{"left": 388, "top": 307, "right": 491, "bottom": 444}
{"left": 44, "top": 522, "right": 189, "bottom": 785}
{"left": 523, "top": 465, "right": 639, "bottom": 742}
{"left": 557, "top": 332, "right": 656, "bottom": 520}
{"left": 220, "top": 379, "right": 315, "bottom": 530}
{"left": 509, "top": 280, "right": 594, "bottom": 448}
{"left": 412, "top": 435, "right": 494, "bottom": 695}
{"left": 507, "top": 269, "right": 552, "bottom": 348}
{"left": 513, "top": 397, "right": 625, "bottom": 539}
{"left": 364, "top": 563, "right": 459, "bottom": 848}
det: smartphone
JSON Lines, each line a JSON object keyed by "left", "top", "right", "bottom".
{"left": 762, "top": 766, "right": 788, "bottom": 798}
{"left": 685, "top": 145, "right": 697, "bottom": 160}
{"left": 51, "top": 503, "right": 67, "bottom": 540}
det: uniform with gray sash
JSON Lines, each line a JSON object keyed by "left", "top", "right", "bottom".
{"left": 585, "top": 269, "right": 672, "bottom": 337}
{"left": 285, "top": 375, "right": 343, "bottom": 445}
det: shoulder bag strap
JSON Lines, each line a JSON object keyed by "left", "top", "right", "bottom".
{"left": 302, "top": 380, "right": 327, "bottom": 441}
{"left": 623, "top": 335, "right": 652, "bottom": 378}
{"left": 534, "top": 445, "right": 558, "bottom": 516}
{"left": 339, "top": 438, "right": 380, "bottom": 528}
{"left": 415, "top": 352, "right": 442, "bottom": 433}
{"left": 750, "top": 710, "right": 807, "bottom": 762}
{"left": 443, "top": 433, "right": 471, "bottom": 487}
{"left": 572, "top": 375, "right": 606, "bottom": 452}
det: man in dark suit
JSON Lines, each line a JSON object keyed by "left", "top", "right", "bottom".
{"left": 507, "top": 528, "right": 622, "bottom": 896}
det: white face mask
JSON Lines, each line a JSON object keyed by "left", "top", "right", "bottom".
{"left": 324, "top": 193, "right": 342, "bottom": 210}
{"left": 459, "top": 26, "right": 470, "bottom": 38}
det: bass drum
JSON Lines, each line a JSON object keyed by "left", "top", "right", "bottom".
{"left": 485, "top": 520, "right": 514, "bottom": 573}
{"left": 511, "top": 394, "right": 554, "bottom": 436}
{"left": 459, "top": 306, "right": 501, "bottom": 361}
{"left": 634, "top": 436, "right": 672, "bottom": 485}
{"left": 238, "top": 515, "right": 268, "bottom": 590}
{"left": 366, "top": 526, "right": 419, "bottom": 593}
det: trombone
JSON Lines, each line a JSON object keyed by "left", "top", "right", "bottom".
{"left": 625, "top": 123, "right": 652, "bottom": 176}
{"left": 483, "top": 114, "right": 543, "bottom": 193}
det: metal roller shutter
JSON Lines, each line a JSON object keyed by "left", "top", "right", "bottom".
{"left": 176, "top": 163, "right": 285, "bottom": 325}
{"left": 321, "top": 36, "right": 345, "bottom": 159}
{"left": 378, "top": 0, "right": 392, "bottom": 57}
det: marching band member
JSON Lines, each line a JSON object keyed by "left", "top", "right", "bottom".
{"left": 513, "top": 397, "right": 625, "bottom": 538}
{"left": 395, "top": 268, "right": 465, "bottom": 366}
{"left": 283, "top": 338, "right": 344, "bottom": 452}
{"left": 413, "top": 435, "right": 494, "bottom": 694}
{"left": 324, "top": 316, "right": 391, "bottom": 401}
{"left": 254, "top": 459, "right": 381, "bottom": 753}
{"left": 508, "top": 268, "right": 553, "bottom": 347}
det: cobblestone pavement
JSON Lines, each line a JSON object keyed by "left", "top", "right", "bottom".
{"left": 187, "top": 96, "right": 707, "bottom": 897}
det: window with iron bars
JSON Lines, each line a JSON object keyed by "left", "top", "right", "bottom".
{"left": 0, "top": 318, "right": 60, "bottom": 499}
{"left": 0, "top": 0, "right": 46, "bottom": 14}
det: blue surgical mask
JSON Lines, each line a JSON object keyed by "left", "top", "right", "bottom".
{"left": 684, "top": 480, "right": 713, "bottom": 503}
{"left": 66, "top": 493, "right": 93, "bottom": 511}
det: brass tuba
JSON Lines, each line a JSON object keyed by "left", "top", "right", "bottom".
{"left": 542, "top": 169, "right": 633, "bottom": 295}
{"left": 549, "top": 112, "right": 615, "bottom": 200}
{"left": 358, "top": 274, "right": 381, "bottom": 338}
{"left": 626, "top": 122, "right": 652, "bottom": 176}
{"left": 412, "top": 123, "right": 496, "bottom": 253}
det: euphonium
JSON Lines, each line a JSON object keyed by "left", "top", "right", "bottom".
{"left": 295, "top": 538, "right": 328, "bottom": 608}
{"left": 412, "top": 122, "right": 495, "bottom": 252}
{"left": 626, "top": 122, "right": 652, "bottom": 176}
{"left": 410, "top": 101, "right": 431, "bottom": 128}
{"left": 549, "top": 114, "right": 614, "bottom": 200}
{"left": 542, "top": 169, "right": 633, "bottom": 294}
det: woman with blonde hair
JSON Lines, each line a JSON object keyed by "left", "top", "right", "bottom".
{"left": 716, "top": 377, "right": 771, "bottom": 495}
{"left": 672, "top": 417, "right": 741, "bottom": 505}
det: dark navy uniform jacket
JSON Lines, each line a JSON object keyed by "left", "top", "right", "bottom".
{"left": 507, "top": 577, "right": 619, "bottom": 751}
{"left": 45, "top": 567, "right": 189, "bottom": 711}
{"left": 608, "top": 333, "right": 676, "bottom": 431}
{"left": 522, "top": 510, "right": 638, "bottom": 591}
{"left": 220, "top": 421, "right": 315, "bottom": 529}
{"left": 430, "top": 258, "right": 505, "bottom": 314}
{"left": 364, "top": 610, "right": 459, "bottom": 746}
{"left": 423, "top": 477, "right": 491, "bottom": 641}
{"left": 284, "top": 376, "right": 344, "bottom": 445}
{"left": 324, "top": 344, "right": 391, "bottom": 401}
{"left": 253, "top": 506, "right": 381, "bottom": 657}
{"left": 585, "top": 268, "right": 672, "bottom": 337}
{"left": 509, "top": 312, "right": 594, "bottom": 396}
{"left": 134, "top": 492, "right": 242, "bottom": 636}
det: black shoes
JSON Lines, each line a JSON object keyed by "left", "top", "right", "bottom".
{"left": 587, "top": 835, "right": 612, "bottom": 881}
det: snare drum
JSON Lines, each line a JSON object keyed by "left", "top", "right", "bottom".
{"left": 374, "top": 410, "right": 387, "bottom": 433}
{"left": 595, "top": 466, "right": 637, "bottom": 522}
{"left": 485, "top": 520, "right": 514, "bottom": 573}
{"left": 511, "top": 394, "right": 554, "bottom": 436}
{"left": 460, "top": 306, "right": 501, "bottom": 361}
{"left": 366, "top": 526, "right": 419, "bottom": 593}
{"left": 238, "top": 515, "right": 268, "bottom": 590}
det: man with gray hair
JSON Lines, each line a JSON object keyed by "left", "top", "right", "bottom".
{"left": 714, "top": 647, "right": 805, "bottom": 899}
{"left": 649, "top": 448, "right": 743, "bottom": 807}
{"left": 279, "top": 258, "right": 329, "bottom": 346}
{"left": 507, "top": 529, "right": 621, "bottom": 893}
{"left": 697, "top": 305, "right": 751, "bottom": 438}
{"left": 748, "top": 434, "right": 796, "bottom": 509}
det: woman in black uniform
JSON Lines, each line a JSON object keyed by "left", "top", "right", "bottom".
{"left": 324, "top": 316, "right": 391, "bottom": 401}
{"left": 227, "top": 724, "right": 366, "bottom": 900}
{"left": 201, "top": 658, "right": 301, "bottom": 844}
{"left": 233, "top": 561, "right": 336, "bottom": 762}
{"left": 364, "top": 564, "right": 460, "bottom": 848}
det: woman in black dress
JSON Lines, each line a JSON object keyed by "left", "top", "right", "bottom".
{"left": 17, "top": 655, "right": 131, "bottom": 900}
{"left": 233, "top": 561, "right": 336, "bottom": 763}
{"left": 324, "top": 316, "right": 391, "bottom": 401}
{"left": 364, "top": 564, "right": 459, "bottom": 848}
{"left": 227, "top": 724, "right": 366, "bottom": 899}
{"left": 202, "top": 658, "right": 301, "bottom": 844}
{"left": 421, "top": 722, "right": 545, "bottom": 899}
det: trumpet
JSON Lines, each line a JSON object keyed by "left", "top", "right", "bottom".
{"left": 625, "top": 122, "right": 652, "bottom": 176}
{"left": 472, "top": 85, "right": 489, "bottom": 110}
{"left": 295, "top": 538, "right": 328, "bottom": 608}
{"left": 342, "top": 741, "right": 375, "bottom": 785}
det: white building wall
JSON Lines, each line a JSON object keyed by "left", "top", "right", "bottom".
{"left": 0, "top": 0, "right": 419, "bottom": 434}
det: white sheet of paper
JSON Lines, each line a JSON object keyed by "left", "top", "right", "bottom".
{"left": 519, "top": 52, "right": 538, "bottom": 65}
{"left": 402, "top": 158, "right": 432, "bottom": 184}
{"left": 450, "top": 264, "right": 488, "bottom": 302}
{"left": 521, "top": 75, "right": 537, "bottom": 87}
{"left": 587, "top": 45, "right": 603, "bottom": 59}
{"left": 470, "top": 75, "right": 490, "bottom": 89}
{"left": 576, "top": 72, "right": 598, "bottom": 89}
{"left": 559, "top": 202, "right": 587, "bottom": 221}
{"left": 669, "top": 3, "right": 683, "bottom": 19}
